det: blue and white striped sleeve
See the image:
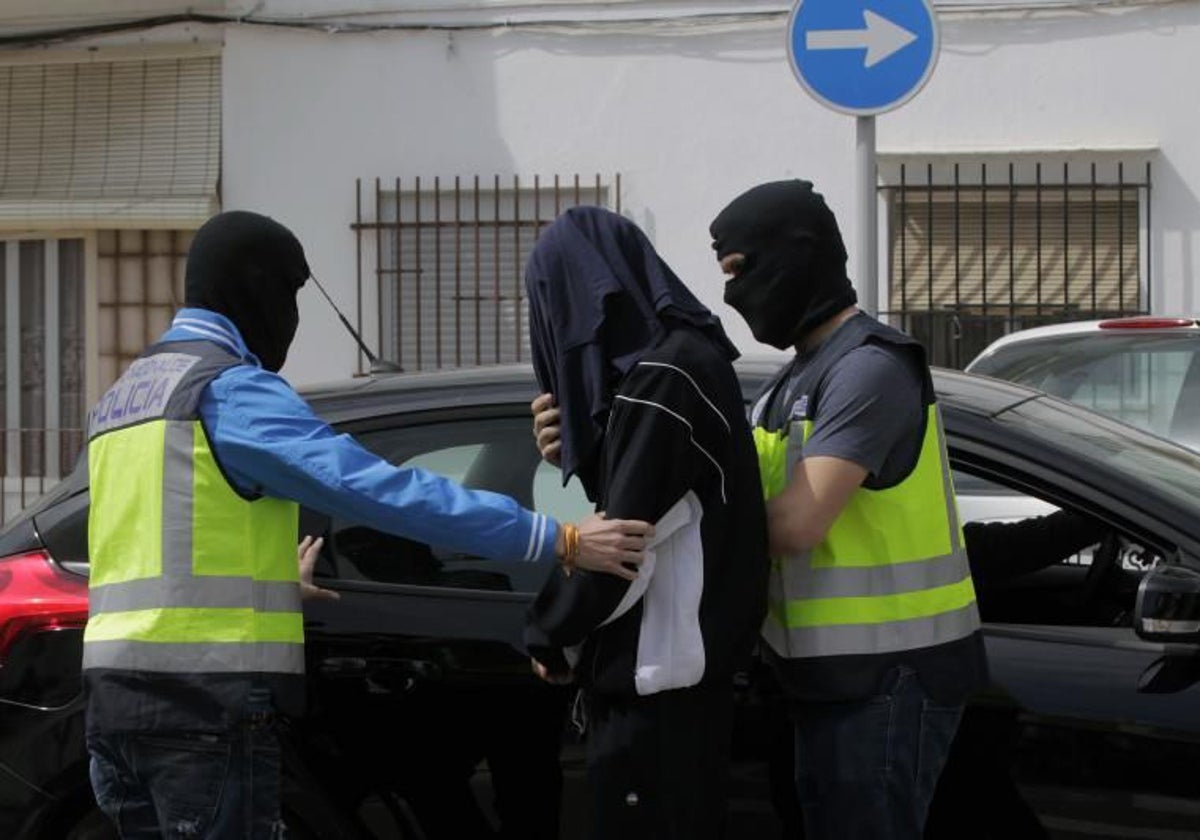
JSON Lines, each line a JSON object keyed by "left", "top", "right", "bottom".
{"left": 199, "top": 366, "right": 559, "bottom": 563}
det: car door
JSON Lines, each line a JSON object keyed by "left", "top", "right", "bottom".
{"left": 299, "top": 406, "right": 594, "bottom": 839}
{"left": 928, "top": 462, "right": 1200, "bottom": 839}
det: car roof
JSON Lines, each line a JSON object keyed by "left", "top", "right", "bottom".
{"left": 286, "top": 361, "right": 1200, "bottom": 553}
{"left": 968, "top": 315, "right": 1200, "bottom": 368}
{"left": 299, "top": 356, "right": 1044, "bottom": 426}
{"left": 14, "top": 353, "right": 1200, "bottom": 561}
{"left": 300, "top": 364, "right": 550, "bottom": 424}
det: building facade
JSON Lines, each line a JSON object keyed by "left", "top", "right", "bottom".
{"left": 0, "top": 0, "right": 1194, "bottom": 512}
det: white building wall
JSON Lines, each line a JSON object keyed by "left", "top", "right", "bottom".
{"left": 221, "top": 19, "right": 858, "bottom": 381}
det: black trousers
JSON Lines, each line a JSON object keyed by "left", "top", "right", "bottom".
{"left": 585, "top": 684, "right": 734, "bottom": 840}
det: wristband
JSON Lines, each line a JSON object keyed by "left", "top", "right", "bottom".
{"left": 561, "top": 522, "right": 580, "bottom": 576}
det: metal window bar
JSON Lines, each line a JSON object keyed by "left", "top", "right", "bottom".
{"left": 1008, "top": 163, "right": 1016, "bottom": 328}
{"left": 981, "top": 162, "right": 988, "bottom": 327}
{"left": 1118, "top": 162, "right": 1125, "bottom": 312}
{"left": 926, "top": 164, "right": 934, "bottom": 314}
{"left": 455, "top": 177, "right": 463, "bottom": 367}
{"left": 1036, "top": 163, "right": 1043, "bottom": 319}
{"left": 354, "top": 173, "right": 620, "bottom": 373}
{"left": 474, "top": 176, "right": 482, "bottom": 365}
{"left": 1091, "top": 163, "right": 1098, "bottom": 313}
{"left": 0, "top": 426, "right": 86, "bottom": 527}
{"left": 415, "top": 176, "right": 425, "bottom": 369}
{"left": 883, "top": 160, "right": 1151, "bottom": 369}
{"left": 492, "top": 176, "right": 500, "bottom": 365}
{"left": 955, "top": 164, "right": 962, "bottom": 332}
{"left": 1063, "top": 163, "right": 1070, "bottom": 320}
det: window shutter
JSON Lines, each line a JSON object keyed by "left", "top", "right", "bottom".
{"left": 0, "top": 53, "right": 220, "bottom": 228}
{"left": 889, "top": 189, "right": 1141, "bottom": 315}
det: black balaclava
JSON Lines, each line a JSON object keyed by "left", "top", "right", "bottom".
{"left": 184, "top": 211, "right": 311, "bottom": 372}
{"left": 526, "top": 206, "right": 738, "bottom": 493}
{"left": 709, "top": 179, "right": 857, "bottom": 350}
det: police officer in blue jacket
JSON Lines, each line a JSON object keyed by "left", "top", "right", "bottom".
{"left": 84, "top": 210, "right": 653, "bottom": 840}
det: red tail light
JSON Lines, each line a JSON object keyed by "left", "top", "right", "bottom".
{"left": 0, "top": 550, "right": 89, "bottom": 664}
{"left": 1098, "top": 317, "right": 1197, "bottom": 330}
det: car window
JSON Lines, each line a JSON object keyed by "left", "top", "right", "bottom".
{"left": 970, "top": 333, "right": 1200, "bottom": 449}
{"left": 406, "top": 444, "right": 482, "bottom": 483}
{"left": 953, "top": 465, "right": 1157, "bottom": 629}
{"left": 326, "top": 415, "right": 586, "bottom": 594}
{"left": 995, "top": 394, "right": 1200, "bottom": 516}
{"left": 1041, "top": 348, "right": 1190, "bottom": 442}
{"left": 952, "top": 470, "right": 1060, "bottom": 527}
{"left": 532, "top": 460, "right": 593, "bottom": 525}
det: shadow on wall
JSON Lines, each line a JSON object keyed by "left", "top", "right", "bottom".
{"left": 1143, "top": 153, "right": 1200, "bottom": 316}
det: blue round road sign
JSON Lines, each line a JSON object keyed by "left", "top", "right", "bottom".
{"left": 787, "top": 0, "right": 939, "bottom": 116}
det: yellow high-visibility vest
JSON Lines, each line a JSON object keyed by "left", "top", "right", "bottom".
{"left": 754, "top": 404, "right": 979, "bottom": 660}
{"left": 83, "top": 343, "right": 303, "bottom": 677}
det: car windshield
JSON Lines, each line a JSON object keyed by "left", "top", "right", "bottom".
{"left": 999, "top": 391, "right": 1200, "bottom": 512}
{"left": 970, "top": 332, "right": 1200, "bottom": 450}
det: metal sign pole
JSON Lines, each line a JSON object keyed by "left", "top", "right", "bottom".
{"left": 856, "top": 115, "right": 877, "bottom": 317}
{"left": 787, "top": 0, "right": 939, "bottom": 321}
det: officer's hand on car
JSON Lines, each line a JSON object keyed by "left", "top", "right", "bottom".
{"left": 298, "top": 535, "right": 341, "bottom": 602}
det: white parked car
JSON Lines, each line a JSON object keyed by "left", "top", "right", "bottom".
{"left": 966, "top": 316, "right": 1200, "bottom": 452}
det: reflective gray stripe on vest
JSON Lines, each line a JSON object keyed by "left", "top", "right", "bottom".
{"left": 779, "top": 411, "right": 969, "bottom": 603}
{"left": 85, "top": 419, "right": 301, "bottom": 618}
{"left": 82, "top": 639, "right": 305, "bottom": 674}
{"left": 162, "top": 419, "right": 195, "bottom": 585}
{"left": 89, "top": 578, "right": 302, "bottom": 614}
{"left": 764, "top": 406, "right": 979, "bottom": 658}
{"left": 762, "top": 602, "right": 980, "bottom": 660}
{"left": 933, "top": 408, "right": 963, "bottom": 553}
{"left": 786, "top": 549, "right": 972, "bottom": 600}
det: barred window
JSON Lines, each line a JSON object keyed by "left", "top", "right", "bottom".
{"left": 881, "top": 158, "right": 1151, "bottom": 368}
{"left": 356, "top": 174, "right": 619, "bottom": 372}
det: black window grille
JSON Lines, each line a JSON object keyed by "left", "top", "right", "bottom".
{"left": 353, "top": 174, "right": 619, "bottom": 373}
{"left": 881, "top": 160, "right": 1151, "bottom": 369}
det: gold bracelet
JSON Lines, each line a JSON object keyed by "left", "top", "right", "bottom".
{"left": 561, "top": 523, "right": 580, "bottom": 576}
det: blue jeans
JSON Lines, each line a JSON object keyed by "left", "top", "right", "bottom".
{"left": 792, "top": 666, "right": 962, "bottom": 840}
{"left": 87, "top": 692, "right": 286, "bottom": 839}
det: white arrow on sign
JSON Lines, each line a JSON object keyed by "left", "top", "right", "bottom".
{"left": 805, "top": 10, "right": 918, "bottom": 69}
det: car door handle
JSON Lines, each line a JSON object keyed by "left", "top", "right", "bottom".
{"left": 318, "top": 656, "right": 442, "bottom": 682}
{"left": 371, "top": 657, "right": 442, "bottom": 681}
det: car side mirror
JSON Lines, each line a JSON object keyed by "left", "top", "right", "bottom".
{"left": 1135, "top": 564, "right": 1200, "bottom": 644}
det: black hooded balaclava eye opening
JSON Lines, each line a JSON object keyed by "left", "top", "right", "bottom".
{"left": 525, "top": 206, "right": 739, "bottom": 494}
{"left": 184, "top": 210, "right": 311, "bottom": 372}
{"left": 709, "top": 179, "right": 857, "bottom": 350}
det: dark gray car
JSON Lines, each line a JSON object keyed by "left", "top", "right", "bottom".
{"left": 0, "top": 362, "right": 1198, "bottom": 839}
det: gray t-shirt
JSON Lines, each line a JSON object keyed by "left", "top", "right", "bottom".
{"left": 796, "top": 342, "right": 925, "bottom": 489}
